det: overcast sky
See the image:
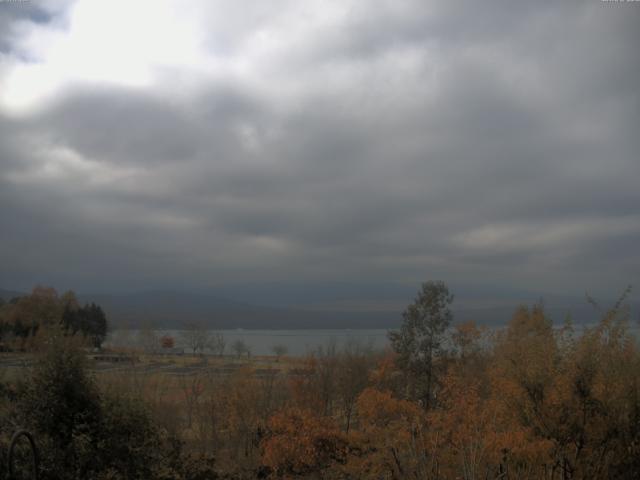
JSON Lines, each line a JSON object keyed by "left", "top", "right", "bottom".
{"left": 0, "top": 0, "right": 638, "bottom": 305}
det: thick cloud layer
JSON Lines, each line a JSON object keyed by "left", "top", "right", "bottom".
{"left": 0, "top": 0, "right": 638, "bottom": 303}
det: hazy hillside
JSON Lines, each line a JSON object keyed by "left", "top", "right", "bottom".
{"left": 78, "top": 290, "right": 398, "bottom": 329}
{"left": 0, "top": 289, "right": 23, "bottom": 301}
{"left": 79, "top": 290, "right": 637, "bottom": 330}
{"left": 3, "top": 287, "right": 636, "bottom": 330}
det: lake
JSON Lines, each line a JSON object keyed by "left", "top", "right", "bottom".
{"left": 106, "top": 328, "right": 391, "bottom": 356}
{"left": 105, "top": 323, "right": 640, "bottom": 357}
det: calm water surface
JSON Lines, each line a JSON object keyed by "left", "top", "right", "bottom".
{"left": 106, "top": 324, "right": 640, "bottom": 357}
{"left": 106, "top": 329, "right": 390, "bottom": 356}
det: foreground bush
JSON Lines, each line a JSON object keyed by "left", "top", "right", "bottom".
{"left": 10, "top": 335, "right": 220, "bottom": 480}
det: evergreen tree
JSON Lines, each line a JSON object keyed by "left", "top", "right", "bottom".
{"left": 388, "top": 280, "right": 453, "bottom": 410}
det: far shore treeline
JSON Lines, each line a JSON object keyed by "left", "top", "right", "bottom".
{"left": 0, "top": 281, "right": 638, "bottom": 479}
{"left": 0, "top": 285, "right": 107, "bottom": 350}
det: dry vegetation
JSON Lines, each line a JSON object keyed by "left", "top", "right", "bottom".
{"left": 0, "top": 285, "right": 639, "bottom": 479}
{"left": 87, "top": 303, "right": 640, "bottom": 478}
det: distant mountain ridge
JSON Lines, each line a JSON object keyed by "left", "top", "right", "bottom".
{"left": 2, "top": 287, "right": 637, "bottom": 330}
{"left": 78, "top": 290, "right": 397, "bottom": 329}
{"left": 0, "top": 289, "right": 23, "bottom": 301}
{"left": 73, "top": 290, "right": 640, "bottom": 330}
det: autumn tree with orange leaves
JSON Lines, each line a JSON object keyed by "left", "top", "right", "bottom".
{"left": 261, "top": 407, "right": 347, "bottom": 477}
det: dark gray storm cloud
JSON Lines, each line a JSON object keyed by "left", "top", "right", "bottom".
{"left": 0, "top": 0, "right": 638, "bottom": 303}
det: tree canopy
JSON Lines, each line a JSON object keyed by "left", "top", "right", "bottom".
{"left": 0, "top": 286, "right": 109, "bottom": 349}
{"left": 388, "top": 280, "right": 454, "bottom": 409}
